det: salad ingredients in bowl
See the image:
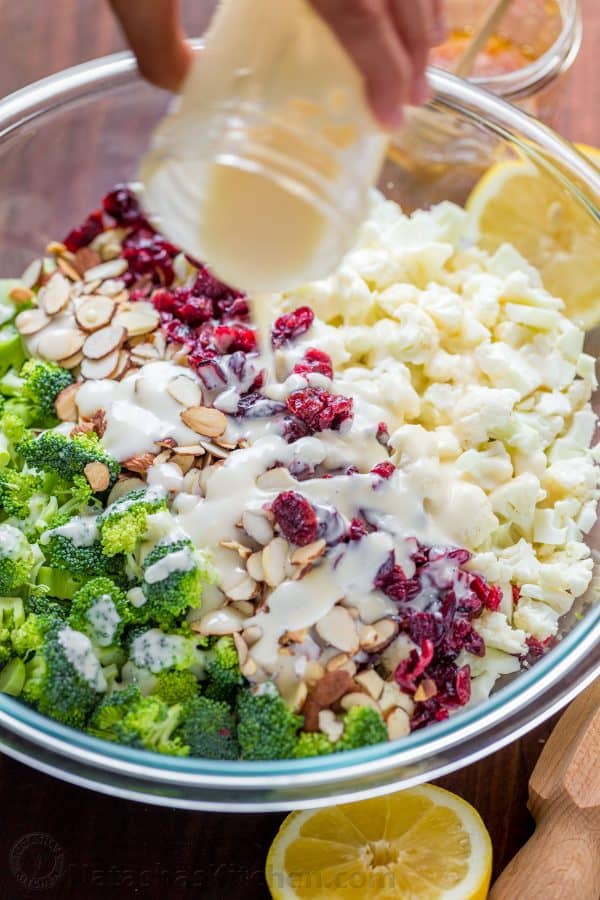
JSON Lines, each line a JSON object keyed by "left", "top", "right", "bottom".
{"left": 0, "top": 179, "right": 597, "bottom": 762}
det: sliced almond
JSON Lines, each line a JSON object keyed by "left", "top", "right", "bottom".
{"left": 193, "top": 607, "right": 246, "bottom": 636}
{"left": 46, "top": 241, "right": 67, "bottom": 256}
{"left": 60, "top": 350, "right": 84, "bottom": 370}
{"left": 54, "top": 383, "right": 80, "bottom": 422}
{"left": 262, "top": 537, "right": 289, "bottom": 588}
{"left": 83, "top": 324, "right": 126, "bottom": 360}
{"left": 256, "top": 467, "right": 296, "bottom": 491}
{"left": 171, "top": 454, "right": 194, "bottom": 475}
{"left": 241, "top": 510, "right": 274, "bottom": 545}
{"left": 167, "top": 375, "right": 203, "bottom": 407}
{"left": 56, "top": 256, "right": 82, "bottom": 282}
{"left": 325, "top": 653, "right": 349, "bottom": 672}
{"left": 286, "top": 682, "right": 308, "bottom": 713}
{"left": 172, "top": 444, "right": 206, "bottom": 457}
{"left": 180, "top": 405, "right": 227, "bottom": 438}
{"left": 291, "top": 539, "right": 326, "bottom": 576}
{"left": 233, "top": 632, "right": 249, "bottom": 667}
{"left": 81, "top": 279, "right": 102, "bottom": 295}
{"left": 240, "top": 657, "right": 258, "bottom": 678}
{"left": 198, "top": 439, "right": 229, "bottom": 460}
{"left": 97, "top": 278, "right": 126, "bottom": 297}
{"left": 241, "top": 625, "right": 262, "bottom": 647}
{"left": 225, "top": 576, "right": 258, "bottom": 602}
{"left": 302, "top": 670, "right": 355, "bottom": 731}
{"left": 76, "top": 295, "right": 115, "bottom": 332}
{"left": 220, "top": 540, "right": 252, "bottom": 560}
{"left": 182, "top": 468, "right": 204, "bottom": 495}
{"left": 21, "top": 258, "right": 43, "bottom": 289}
{"left": 8, "top": 286, "right": 34, "bottom": 305}
{"left": 15, "top": 307, "right": 50, "bottom": 335}
{"left": 355, "top": 669, "right": 384, "bottom": 701}
{"left": 386, "top": 707, "right": 411, "bottom": 740}
{"left": 84, "top": 461, "right": 111, "bottom": 492}
{"left": 74, "top": 247, "right": 101, "bottom": 275}
{"left": 305, "top": 661, "right": 325, "bottom": 686}
{"left": 360, "top": 618, "right": 399, "bottom": 653}
{"left": 80, "top": 349, "right": 120, "bottom": 380}
{"left": 112, "top": 349, "right": 131, "bottom": 380}
{"left": 123, "top": 452, "right": 156, "bottom": 474}
{"left": 246, "top": 551, "right": 265, "bottom": 583}
{"left": 232, "top": 600, "right": 255, "bottom": 617}
{"left": 281, "top": 629, "right": 307, "bottom": 645}
{"left": 40, "top": 272, "right": 71, "bottom": 315}
{"left": 84, "top": 258, "right": 128, "bottom": 282}
{"left": 153, "top": 450, "right": 172, "bottom": 467}
{"left": 37, "top": 328, "right": 85, "bottom": 362}
{"left": 413, "top": 678, "right": 438, "bottom": 703}
{"left": 340, "top": 692, "right": 380, "bottom": 712}
{"left": 107, "top": 476, "right": 145, "bottom": 505}
{"left": 129, "top": 341, "right": 159, "bottom": 361}
{"left": 113, "top": 303, "right": 159, "bottom": 337}
{"left": 316, "top": 606, "right": 358, "bottom": 655}
{"left": 318, "top": 709, "right": 344, "bottom": 743}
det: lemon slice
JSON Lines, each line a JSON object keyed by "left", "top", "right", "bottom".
{"left": 466, "top": 144, "right": 600, "bottom": 330}
{"left": 266, "top": 784, "right": 493, "bottom": 899}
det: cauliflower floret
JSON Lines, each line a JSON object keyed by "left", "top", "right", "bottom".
{"left": 453, "top": 386, "right": 519, "bottom": 447}
{"left": 490, "top": 474, "right": 545, "bottom": 536}
{"left": 432, "top": 482, "right": 498, "bottom": 550}
{"left": 465, "top": 648, "right": 521, "bottom": 706}
{"left": 476, "top": 341, "right": 542, "bottom": 397}
{"left": 456, "top": 442, "right": 513, "bottom": 492}
{"left": 474, "top": 610, "right": 528, "bottom": 655}
{"left": 513, "top": 597, "right": 559, "bottom": 640}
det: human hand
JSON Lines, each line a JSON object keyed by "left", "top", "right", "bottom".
{"left": 109, "top": 0, "right": 444, "bottom": 127}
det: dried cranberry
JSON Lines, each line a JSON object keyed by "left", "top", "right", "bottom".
{"left": 512, "top": 584, "right": 521, "bottom": 605}
{"left": 121, "top": 230, "right": 178, "bottom": 287}
{"left": 191, "top": 359, "right": 227, "bottom": 391}
{"left": 286, "top": 388, "right": 353, "bottom": 434}
{"left": 103, "top": 184, "right": 143, "bottom": 225}
{"left": 272, "top": 306, "right": 314, "bottom": 348}
{"left": 63, "top": 209, "right": 104, "bottom": 252}
{"left": 281, "top": 416, "right": 311, "bottom": 443}
{"left": 394, "top": 640, "right": 435, "bottom": 693}
{"left": 236, "top": 393, "right": 286, "bottom": 419}
{"left": 376, "top": 422, "right": 390, "bottom": 446}
{"left": 410, "top": 701, "right": 450, "bottom": 731}
{"left": 525, "top": 636, "right": 554, "bottom": 659}
{"left": 371, "top": 461, "right": 395, "bottom": 480}
{"left": 347, "top": 518, "right": 368, "bottom": 541}
{"left": 271, "top": 491, "right": 318, "bottom": 547}
{"left": 213, "top": 325, "right": 257, "bottom": 354}
{"left": 406, "top": 612, "right": 447, "bottom": 646}
{"left": 292, "top": 348, "right": 333, "bottom": 379}
{"left": 375, "top": 553, "right": 420, "bottom": 602}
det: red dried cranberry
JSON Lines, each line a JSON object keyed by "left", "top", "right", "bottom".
{"left": 525, "top": 636, "right": 554, "bottom": 659}
{"left": 272, "top": 306, "right": 314, "bottom": 348}
{"left": 63, "top": 209, "right": 104, "bottom": 252}
{"left": 371, "top": 461, "right": 395, "bottom": 480}
{"left": 236, "top": 393, "right": 286, "bottom": 419}
{"left": 375, "top": 553, "right": 420, "bottom": 602}
{"left": 281, "top": 416, "right": 311, "bottom": 443}
{"left": 410, "top": 701, "right": 450, "bottom": 731}
{"left": 376, "top": 422, "right": 390, "bottom": 445}
{"left": 347, "top": 518, "right": 368, "bottom": 541}
{"left": 191, "top": 359, "right": 227, "bottom": 391}
{"left": 292, "top": 348, "right": 333, "bottom": 379}
{"left": 271, "top": 491, "right": 318, "bottom": 546}
{"left": 121, "top": 230, "right": 178, "bottom": 287}
{"left": 512, "top": 584, "right": 521, "bottom": 605}
{"left": 406, "top": 612, "right": 447, "bottom": 646}
{"left": 394, "top": 640, "right": 435, "bottom": 693}
{"left": 286, "top": 387, "right": 353, "bottom": 434}
{"left": 103, "top": 184, "right": 143, "bottom": 225}
{"left": 213, "top": 325, "right": 257, "bottom": 354}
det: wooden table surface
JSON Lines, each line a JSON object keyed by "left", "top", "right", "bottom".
{"left": 0, "top": 2, "right": 598, "bottom": 897}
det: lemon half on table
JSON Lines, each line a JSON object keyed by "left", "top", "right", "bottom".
{"left": 266, "top": 784, "right": 493, "bottom": 900}
{"left": 466, "top": 144, "right": 600, "bottom": 331}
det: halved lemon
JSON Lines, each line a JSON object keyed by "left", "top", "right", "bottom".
{"left": 266, "top": 784, "right": 493, "bottom": 899}
{"left": 466, "top": 143, "right": 600, "bottom": 330}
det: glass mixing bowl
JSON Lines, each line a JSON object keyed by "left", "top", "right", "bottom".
{"left": 0, "top": 52, "right": 598, "bottom": 812}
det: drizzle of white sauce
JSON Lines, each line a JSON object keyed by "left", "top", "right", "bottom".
{"left": 130, "top": 628, "right": 190, "bottom": 673}
{"left": 144, "top": 547, "right": 194, "bottom": 584}
{"left": 86, "top": 595, "right": 121, "bottom": 647}
{"left": 41, "top": 515, "right": 99, "bottom": 547}
{"left": 58, "top": 625, "right": 107, "bottom": 691}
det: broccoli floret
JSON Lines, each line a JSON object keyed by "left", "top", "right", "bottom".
{"left": 88, "top": 683, "right": 141, "bottom": 741}
{"left": 0, "top": 469, "right": 44, "bottom": 519}
{"left": 0, "top": 324, "right": 25, "bottom": 378}
{"left": 152, "top": 669, "right": 199, "bottom": 705}
{"left": 294, "top": 731, "right": 335, "bottom": 758}
{"left": 237, "top": 683, "right": 302, "bottom": 761}
{"left": 139, "top": 539, "right": 210, "bottom": 628}
{"left": 40, "top": 512, "right": 127, "bottom": 585}
{"left": 337, "top": 706, "right": 388, "bottom": 752}
{"left": 34, "top": 566, "right": 83, "bottom": 601}
{"left": 68, "top": 577, "right": 129, "bottom": 648}
{"left": 26, "top": 624, "right": 106, "bottom": 727}
{"left": 18, "top": 359, "right": 73, "bottom": 427}
{"left": 129, "top": 627, "right": 195, "bottom": 673}
{"left": 0, "top": 524, "right": 35, "bottom": 594}
{"left": 203, "top": 636, "right": 243, "bottom": 703}
{"left": 11, "top": 595, "right": 67, "bottom": 657}
{"left": 113, "top": 694, "right": 188, "bottom": 755}
{"left": 0, "top": 596, "right": 26, "bottom": 664}
{"left": 0, "top": 657, "right": 26, "bottom": 696}
{"left": 176, "top": 696, "right": 238, "bottom": 760}
{"left": 18, "top": 431, "right": 120, "bottom": 489}
{"left": 98, "top": 488, "right": 168, "bottom": 557}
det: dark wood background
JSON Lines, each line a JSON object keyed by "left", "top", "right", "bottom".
{"left": 0, "top": 2, "right": 597, "bottom": 897}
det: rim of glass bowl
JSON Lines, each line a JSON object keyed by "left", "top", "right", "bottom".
{"left": 439, "top": 0, "right": 583, "bottom": 101}
{"left": 0, "top": 51, "right": 599, "bottom": 809}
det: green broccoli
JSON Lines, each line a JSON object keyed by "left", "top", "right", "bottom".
{"left": 129, "top": 627, "right": 195, "bottom": 673}
{"left": 139, "top": 539, "right": 210, "bottom": 628}
{"left": 294, "top": 731, "right": 335, "bottom": 758}
{"left": 24, "top": 624, "right": 106, "bottom": 727}
{"left": 176, "top": 696, "right": 238, "bottom": 760}
{"left": 11, "top": 595, "right": 67, "bottom": 657}
{"left": 98, "top": 488, "right": 168, "bottom": 556}
{"left": 34, "top": 566, "right": 83, "bottom": 601}
{"left": 0, "top": 524, "right": 35, "bottom": 594}
{"left": 40, "top": 512, "right": 126, "bottom": 585}
{"left": 112, "top": 694, "right": 188, "bottom": 755}
{"left": 88, "top": 683, "right": 142, "bottom": 741}
{"left": 237, "top": 683, "right": 302, "bottom": 761}
{"left": 0, "top": 596, "right": 26, "bottom": 664}
{"left": 337, "top": 706, "right": 388, "bottom": 752}
{"left": 203, "top": 636, "right": 243, "bottom": 703}
{"left": 68, "top": 577, "right": 129, "bottom": 648}
{"left": 0, "top": 657, "right": 26, "bottom": 696}
{"left": 18, "top": 431, "right": 120, "bottom": 489}
{"left": 152, "top": 669, "right": 199, "bottom": 705}
{"left": 0, "top": 468, "right": 45, "bottom": 519}
{"left": 17, "top": 359, "right": 73, "bottom": 427}
{"left": 0, "top": 323, "right": 25, "bottom": 378}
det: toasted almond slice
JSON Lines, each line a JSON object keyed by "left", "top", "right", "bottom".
{"left": 220, "top": 540, "right": 252, "bottom": 560}
{"left": 81, "top": 278, "right": 102, "bottom": 295}
{"left": 56, "top": 256, "right": 82, "bottom": 281}
{"left": 107, "top": 476, "right": 144, "bottom": 505}
{"left": 256, "top": 467, "right": 296, "bottom": 490}
{"left": 83, "top": 324, "right": 126, "bottom": 360}
{"left": 123, "top": 452, "right": 156, "bottom": 474}
{"left": 112, "top": 349, "right": 131, "bottom": 380}
{"left": 74, "top": 247, "right": 101, "bottom": 275}
{"left": 198, "top": 439, "right": 229, "bottom": 460}
{"left": 262, "top": 537, "right": 289, "bottom": 588}
{"left": 182, "top": 468, "right": 204, "bottom": 495}
{"left": 170, "top": 454, "right": 194, "bottom": 475}
{"left": 167, "top": 375, "right": 203, "bottom": 407}
{"left": 318, "top": 709, "right": 344, "bottom": 743}
{"left": 246, "top": 551, "right": 265, "bottom": 583}
{"left": 242, "top": 625, "right": 262, "bottom": 646}
{"left": 355, "top": 669, "right": 384, "bottom": 701}
{"left": 60, "top": 351, "right": 83, "bottom": 371}
{"left": 386, "top": 707, "right": 411, "bottom": 740}
{"left": 172, "top": 444, "right": 206, "bottom": 457}
{"left": 291, "top": 539, "right": 327, "bottom": 568}
{"left": 97, "top": 278, "right": 126, "bottom": 297}
{"left": 193, "top": 607, "right": 246, "bottom": 636}
{"left": 113, "top": 303, "right": 159, "bottom": 337}
{"left": 21, "top": 258, "right": 43, "bottom": 289}
{"left": 316, "top": 607, "right": 359, "bottom": 655}
{"left": 413, "top": 678, "right": 438, "bottom": 703}
{"left": 325, "top": 653, "right": 350, "bottom": 672}
{"left": 305, "top": 661, "right": 325, "bottom": 686}
{"left": 40, "top": 272, "right": 72, "bottom": 315}
{"left": 225, "top": 576, "right": 258, "bottom": 602}
{"left": 84, "top": 461, "right": 111, "bottom": 492}
{"left": 9, "top": 286, "right": 34, "bottom": 305}
{"left": 15, "top": 307, "right": 50, "bottom": 335}
{"left": 80, "top": 349, "right": 120, "bottom": 380}
{"left": 46, "top": 241, "right": 68, "bottom": 256}
{"left": 180, "top": 405, "right": 227, "bottom": 438}
{"left": 84, "top": 258, "right": 128, "bottom": 282}
{"left": 153, "top": 450, "right": 172, "bottom": 466}
{"left": 129, "top": 341, "right": 159, "bottom": 360}
{"left": 37, "top": 328, "right": 85, "bottom": 362}
{"left": 54, "top": 383, "right": 80, "bottom": 421}
{"left": 360, "top": 618, "right": 399, "bottom": 653}
{"left": 241, "top": 510, "right": 274, "bottom": 545}
{"left": 240, "top": 657, "right": 258, "bottom": 678}
{"left": 214, "top": 438, "right": 238, "bottom": 450}
{"left": 75, "top": 295, "right": 115, "bottom": 332}
{"left": 233, "top": 632, "right": 249, "bottom": 667}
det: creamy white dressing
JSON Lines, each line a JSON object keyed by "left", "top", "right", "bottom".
{"left": 41, "top": 515, "right": 99, "bottom": 547}
{"left": 144, "top": 547, "right": 194, "bottom": 584}
{"left": 58, "top": 625, "right": 107, "bottom": 691}
{"left": 0, "top": 523, "right": 27, "bottom": 557}
{"left": 130, "top": 628, "right": 190, "bottom": 673}
{"left": 86, "top": 595, "right": 121, "bottom": 647}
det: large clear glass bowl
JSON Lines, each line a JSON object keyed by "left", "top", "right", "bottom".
{"left": 0, "top": 52, "right": 598, "bottom": 812}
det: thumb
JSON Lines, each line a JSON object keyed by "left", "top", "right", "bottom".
{"left": 109, "top": 0, "right": 193, "bottom": 91}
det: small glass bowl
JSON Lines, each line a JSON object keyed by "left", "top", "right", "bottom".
{"left": 0, "top": 52, "right": 598, "bottom": 811}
